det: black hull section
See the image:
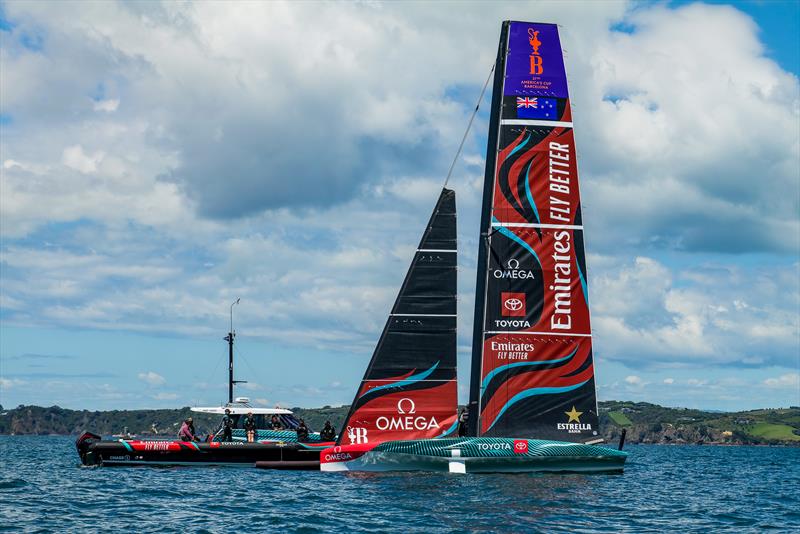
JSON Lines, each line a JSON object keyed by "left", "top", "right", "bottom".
{"left": 76, "top": 432, "right": 323, "bottom": 469}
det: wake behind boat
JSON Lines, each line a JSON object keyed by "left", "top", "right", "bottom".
{"left": 322, "top": 20, "right": 628, "bottom": 474}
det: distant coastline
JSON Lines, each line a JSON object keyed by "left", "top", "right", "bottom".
{"left": 1, "top": 401, "right": 798, "bottom": 446}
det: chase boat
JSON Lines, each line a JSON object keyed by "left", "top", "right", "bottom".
{"left": 322, "top": 21, "right": 628, "bottom": 473}
{"left": 77, "top": 320, "right": 334, "bottom": 468}
{"left": 76, "top": 401, "right": 330, "bottom": 468}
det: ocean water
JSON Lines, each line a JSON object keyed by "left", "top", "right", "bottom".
{"left": 0, "top": 436, "right": 798, "bottom": 532}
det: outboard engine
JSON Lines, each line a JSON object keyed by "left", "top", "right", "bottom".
{"left": 76, "top": 432, "right": 103, "bottom": 466}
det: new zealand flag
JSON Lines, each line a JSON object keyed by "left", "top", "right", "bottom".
{"left": 516, "top": 96, "right": 557, "bottom": 120}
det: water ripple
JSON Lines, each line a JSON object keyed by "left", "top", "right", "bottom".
{"left": 0, "top": 437, "right": 798, "bottom": 532}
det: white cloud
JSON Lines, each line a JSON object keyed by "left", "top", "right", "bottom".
{"left": 624, "top": 375, "right": 642, "bottom": 385}
{"left": 763, "top": 373, "right": 800, "bottom": 389}
{"left": 0, "top": 1, "right": 798, "bottom": 411}
{"left": 0, "top": 378, "right": 27, "bottom": 389}
{"left": 592, "top": 256, "right": 799, "bottom": 369}
{"left": 663, "top": 378, "right": 674, "bottom": 385}
{"left": 61, "top": 145, "right": 105, "bottom": 174}
{"left": 137, "top": 371, "right": 166, "bottom": 386}
{"left": 92, "top": 99, "right": 119, "bottom": 112}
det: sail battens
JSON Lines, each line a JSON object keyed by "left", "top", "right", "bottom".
{"left": 491, "top": 222, "right": 583, "bottom": 230}
{"left": 500, "top": 119, "right": 573, "bottom": 127}
{"left": 390, "top": 314, "right": 457, "bottom": 317}
{"left": 337, "top": 188, "right": 458, "bottom": 447}
{"left": 484, "top": 331, "right": 592, "bottom": 337}
{"left": 469, "top": 21, "right": 599, "bottom": 442}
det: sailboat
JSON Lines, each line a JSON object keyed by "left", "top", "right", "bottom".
{"left": 321, "top": 20, "right": 628, "bottom": 473}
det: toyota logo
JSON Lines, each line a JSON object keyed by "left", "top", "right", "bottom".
{"left": 507, "top": 258, "right": 520, "bottom": 269}
{"left": 504, "top": 298, "right": 523, "bottom": 311}
{"left": 397, "top": 398, "right": 416, "bottom": 414}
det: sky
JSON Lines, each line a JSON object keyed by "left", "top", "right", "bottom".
{"left": 1, "top": 0, "right": 798, "bottom": 412}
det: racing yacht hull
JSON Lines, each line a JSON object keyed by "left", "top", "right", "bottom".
{"left": 77, "top": 432, "right": 331, "bottom": 469}
{"left": 320, "top": 438, "right": 627, "bottom": 474}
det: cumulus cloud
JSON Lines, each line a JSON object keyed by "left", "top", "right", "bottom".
{"left": 137, "top": 371, "right": 166, "bottom": 386}
{"left": 0, "top": 1, "right": 798, "bottom": 410}
{"left": 624, "top": 375, "right": 643, "bottom": 385}
{"left": 592, "top": 256, "right": 799, "bottom": 369}
{"left": 579, "top": 3, "right": 799, "bottom": 254}
{"left": 763, "top": 373, "right": 800, "bottom": 389}
{"left": 0, "top": 377, "right": 27, "bottom": 389}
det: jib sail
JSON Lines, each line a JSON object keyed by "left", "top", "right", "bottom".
{"left": 467, "top": 21, "right": 599, "bottom": 442}
{"left": 337, "top": 188, "right": 458, "bottom": 446}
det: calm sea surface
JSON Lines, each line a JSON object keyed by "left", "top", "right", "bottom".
{"left": 0, "top": 436, "right": 798, "bottom": 532}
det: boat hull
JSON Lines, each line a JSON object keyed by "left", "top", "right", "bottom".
{"left": 76, "top": 432, "right": 330, "bottom": 469}
{"left": 320, "top": 437, "right": 627, "bottom": 474}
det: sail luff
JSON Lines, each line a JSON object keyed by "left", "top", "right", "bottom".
{"left": 467, "top": 21, "right": 511, "bottom": 437}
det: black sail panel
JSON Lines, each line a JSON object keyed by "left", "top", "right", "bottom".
{"left": 469, "top": 21, "right": 600, "bottom": 443}
{"left": 337, "top": 188, "right": 458, "bottom": 446}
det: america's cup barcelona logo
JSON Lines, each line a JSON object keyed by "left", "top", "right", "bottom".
{"left": 528, "top": 28, "right": 543, "bottom": 75}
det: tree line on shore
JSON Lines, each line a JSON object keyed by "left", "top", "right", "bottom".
{"left": 1, "top": 401, "right": 798, "bottom": 445}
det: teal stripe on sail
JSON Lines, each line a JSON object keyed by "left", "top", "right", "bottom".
{"left": 487, "top": 381, "right": 589, "bottom": 431}
{"left": 524, "top": 160, "right": 540, "bottom": 224}
{"left": 492, "top": 217, "right": 542, "bottom": 269}
{"left": 437, "top": 417, "right": 459, "bottom": 438}
{"left": 358, "top": 361, "right": 440, "bottom": 399}
{"left": 576, "top": 254, "right": 589, "bottom": 306}
{"left": 481, "top": 345, "right": 578, "bottom": 390}
{"left": 508, "top": 132, "right": 531, "bottom": 158}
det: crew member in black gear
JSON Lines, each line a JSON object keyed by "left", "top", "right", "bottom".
{"left": 320, "top": 420, "right": 336, "bottom": 441}
{"left": 270, "top": 414, "right": 283, "bottom": 430}
{"left": 457, "top": 408, "right": 469, "bottom": 437}
{"left": 296, "top": 419, "right": 309, "bottom": 442}
{"left": 219, "top": 408, "right": 234, "bottom": 442}
{"left": 187, "top": 418, "right": 198, "bottom": 441}
{"left": 244, "top": 411, "right": 257, "bottom": 443}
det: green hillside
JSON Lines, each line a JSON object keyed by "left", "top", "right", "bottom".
{"left": 598, "top": 401, "right": 800, "bottom": 445}
{"left": 1, "top": 401, "right": 799, "bottom": 445}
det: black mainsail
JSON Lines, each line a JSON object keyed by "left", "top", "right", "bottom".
{"left": 468, "top": 21, "right": 599, "bottom": 442}
{"left": 337, "top": 188, "right": 458, "bottom": 446}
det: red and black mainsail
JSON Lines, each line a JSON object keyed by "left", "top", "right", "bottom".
{"left": 468, "top": 21, "right": 599, "bottom": 442}
{"left": 337, "top": 188, "right": 458, "bottom": 446}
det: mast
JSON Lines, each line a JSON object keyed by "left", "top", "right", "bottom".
{"left": 467, "top": 21, "right": 510, "bottom": 437}
{"left": 226, "top": 298, "right": 241, "bottom": 404}
{"left": 336, "top": 188, "right": 458, "bottom": 446}
{"left": 468, "top": 21, "right": 600, "bottom": 442}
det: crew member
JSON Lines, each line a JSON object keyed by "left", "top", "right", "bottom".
{"left": 458, "top": 408, "right": 469, "bottom": 437}
{"left": 320, "top": 420, "right": 336, "bottom": 441}
{"left": 187, "top": 417, "right": 198, "bottom": 441}
{"left": 219, "top": 408, "right": 234, "bottom": 442}
{"left": 178, "top": 417, "right": 196, "bottom": 441}
{"left": 270, "top": 414, "right": 283, "bottom": 430}
{"left": 244, "top": 411, "right": 257, "bottom": 443}
{"left": 296, "top": 419, "right": 309, "bottom": 442}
